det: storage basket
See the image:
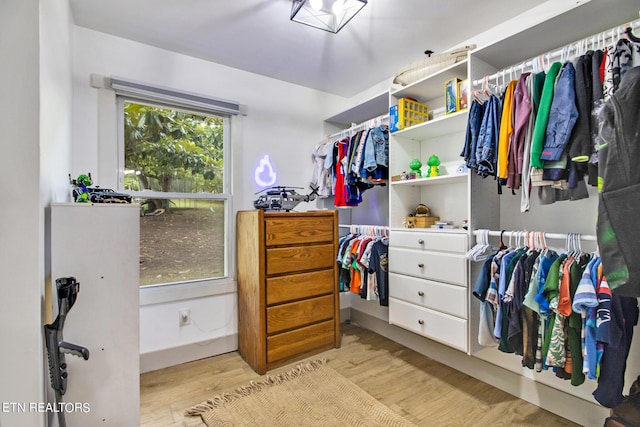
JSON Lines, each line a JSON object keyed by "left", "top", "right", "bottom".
{"left": 392, "top": 45, "right": 476, "bottom": 87}
{"left": 405, "top": 215, "right": 440, "bottom": 228}
{"left": 390, "top": 98, "right": 429, "bottom": 132}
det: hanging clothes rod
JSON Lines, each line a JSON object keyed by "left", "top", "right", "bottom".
{"left": 339, "top": 224, "right": 389, "bottom": 234}
{"left": 472, "top": 19, "right": 640, "bottom": 87}
{"left": 327, "top": 113, "right": 389, "bottom": 141}
{"left": 473, "top": 229, "right": 597, "bottom": 241}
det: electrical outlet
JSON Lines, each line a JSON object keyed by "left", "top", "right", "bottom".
{"left": 179, "top": 309, "right": 191, "bottom": 326}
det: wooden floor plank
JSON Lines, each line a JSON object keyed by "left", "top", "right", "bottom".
{"left": 140, "top": 324, "right": 580, "bottom": 427}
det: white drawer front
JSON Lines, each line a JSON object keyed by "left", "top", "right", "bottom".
{"left": 389, "top": 298, "right": 467, "bottom": 352}
{"left": 391, "top": 230, "right": 467, "bottom": 253}
{"left": 389, "top": 273, "right": 467, "bottom": 318}
{"left": 389, "top": 247, "right": 467, "bottom": 285}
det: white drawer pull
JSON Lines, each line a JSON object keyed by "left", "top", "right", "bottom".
{"left": 418, "top": 291, "right": 425, "bottom": 297}
{"left": 418, "top": 263, "right": 424, "bottom": 268}
{"left": 418, "top": 239, "right": 424, "bottom": 244}
{"left": 418, "top": 319, "right": 425, "bottom": 325}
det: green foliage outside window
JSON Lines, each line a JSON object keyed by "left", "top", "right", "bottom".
{"left": 123, "top": 102, "right": 224, "bottom": 194}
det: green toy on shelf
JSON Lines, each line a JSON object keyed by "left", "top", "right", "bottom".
{"left": 74, "top": 173, "right": 92, "bottom": 203}
{"left": 427, "top": 154, "right": 440, "bottom": 177}
{"left": 409, "top": 158, "right": 422, "bottom": 178}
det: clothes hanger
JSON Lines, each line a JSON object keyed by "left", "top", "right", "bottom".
{"left": 625, "top": 25, "right": 640, "bottom": 42}
{"left": 499, "top": 230, "right": 507, "bottom": 250}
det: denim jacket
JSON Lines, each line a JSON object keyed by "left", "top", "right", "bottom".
{"left": 476, "top": 95, "right": 502, "bottom": 178}
{"left": 540, "top": 62, "right": 579, "bottom": 161}
{"left": 362, "top": 126, "right": 389, "bottom": 171}
{"left": 461, "top": 100, "right": 485, "bottom": 170}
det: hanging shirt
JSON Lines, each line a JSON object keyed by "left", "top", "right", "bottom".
{"left": 333, "top": 138, "right": 350, "bottom": 207}
{"left": 368, "top": 239, "right": 389, "bottom": 306}
{"left": 530, "top": 61, "right": 562, "bottom": 169}
{"left": 496, "top": 80, "right": 518, "bottom": 184}
{"left": 310, "top": 140, "right": 333, "bottom": 198}
{"left": 508, "top": 72, "right": 532, "bottom": 190}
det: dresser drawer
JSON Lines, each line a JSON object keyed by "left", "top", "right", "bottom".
{"left": 266, "top": 243, "right": 334, "bottom": 275}
{"left": 267, "top": 269, "right": 334, "bottom": 305}
{"left": 388, "top": 247, "right": 467, "bottom": 285}
{"left": 267, "top": 320, "right": 335, "bottom": 364}
{"left": 265, "top": 215, "right": 334, "bottom": 246}
{"left": 389, "top": 273, "right": 467, "bottom": 318}
{"left": 267, "top": 294, "right": 334, "bottom": 334}
{"left": 391, "top": 230, "right": 467, "bottom": 253}
{"left": 389, "top": 298, "right": 467, "bottom": 352}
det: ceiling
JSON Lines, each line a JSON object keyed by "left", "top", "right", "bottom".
{"left": 69, "top": 0, "right": 551, "bottom": 97}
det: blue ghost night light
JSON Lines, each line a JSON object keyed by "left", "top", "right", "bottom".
{"left": 254, "top": 154, "right": 277, "bottom": 187}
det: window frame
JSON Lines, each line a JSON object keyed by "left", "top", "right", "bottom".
{"left": 115, "top": 95, "right": 233, "bottom": 297}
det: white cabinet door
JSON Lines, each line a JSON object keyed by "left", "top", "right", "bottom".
{"left": 389, "top": 298, "right": 467, "bottom": 352}
{"left": 388, "top": 247, "right": 467, "bottom": 285}
{"left": 389, "top": 273, "right": 467, "bottom": 318}
{"left": 391, "top": 230, "right": 467, "bottom": 253}
{"left": 50, "top": 203, "right": 140, "bottom": 427}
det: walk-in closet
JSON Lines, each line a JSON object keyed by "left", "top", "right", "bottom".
{"left": 5, "top": 1, "right": 640, "bottom": 426}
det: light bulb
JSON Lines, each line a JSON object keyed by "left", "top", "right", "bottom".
{"left": 331, "top": 0, "right": 344, "bottom": 15}
{"left": 309, "top": 0, "right": 323, "bottom": 11}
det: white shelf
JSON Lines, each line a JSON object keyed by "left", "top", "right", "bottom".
{"left": 390, "top": 227, "right": 468, "bottom": 235}
{"left": 391, "top": 110, "right": 468, "bottom": 140}
{"left": 471, "top": 1, "right": 640, "bottom": 71}
{"left": 391, "top": 173, "right": 468, "bottom": 187}
{"left": 391, "top": 60, "right": 468, "bottom": 102}
{"left": 325, "top": 91, "right": 389, "bottom": 127}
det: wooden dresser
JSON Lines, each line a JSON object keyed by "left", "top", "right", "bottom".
{"left": 236, "top": 210, "right": 340, "bottom": 374}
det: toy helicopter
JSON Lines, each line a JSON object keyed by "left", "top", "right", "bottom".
{"left": 253, "top": 185, "right": 318, "bottom": 212}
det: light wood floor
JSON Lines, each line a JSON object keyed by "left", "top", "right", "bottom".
{"left": 140, "top": 323, "right": 581, "bottom": 426}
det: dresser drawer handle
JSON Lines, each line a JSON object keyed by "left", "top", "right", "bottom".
{"left": 418, "top": 263, "right": 424, "bottom": 268}
{"left": 418, "top": 291, "right": 425, "bottom": 297}
{"left": 418, "top": 319, "right": 425, "bottom": 325}
{"left": 418, "top": 239, "right": 424, "bottom": 244}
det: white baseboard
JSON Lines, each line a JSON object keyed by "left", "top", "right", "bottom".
{"left": 140, "top": 333, "right": 237, "bottom": 373}
{"left": 141, "top": 310, "right": 350, "bottom": 374}
{"left": 350, "top": 309, "right": 609, "bottom": 427}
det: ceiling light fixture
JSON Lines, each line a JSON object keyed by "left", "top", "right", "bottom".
{"left": 290, "top": 0, "right": 367, "bottom": 34}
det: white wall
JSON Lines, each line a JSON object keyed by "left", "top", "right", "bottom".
{"left": 0, "top": 0, "right": 73, "bottom": 425}
{"left": 0, "top": 1, "right": 43, "bottom": 426}
{"left": 40, "top": 1, "right": 75, "bottom": 426}
{"left": 40, "top": 0, "right": 74, "bottom": 206}
{"left": 71, "top": 27, "right": 346, "bottom": 371}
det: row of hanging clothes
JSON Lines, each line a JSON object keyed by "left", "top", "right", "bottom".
{"left": 460, "top": 21, "right": 640, "bottom": 212}
{"left": 310, "top": 115, "right": 389, "bottom": 208}
{"left": 336, "top": 225, "right": 389, "bottom": 306}
{"left": 468, "top": 230, "right": 639, "bottom": 409}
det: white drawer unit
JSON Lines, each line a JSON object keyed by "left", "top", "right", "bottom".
{"left": 389, "top": 247, "right": 467, "bottom": 286}
{"left": 388, "top": 231, "right": 469, "bottom": 353}
{"left": 389, "top": 298, "right": 468, "bottom": 352}
{"left": 391, "top": 230, "right": 468, "bottom": 253}
{"left": 389, "top": 273, "right": 467, "bottom": 318}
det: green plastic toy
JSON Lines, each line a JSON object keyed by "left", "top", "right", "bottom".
{"left": 409, "top": 158, "right": 422, "bottom": 177}
{"left": 427, "top": 154, "right": 440, "bottom": 177}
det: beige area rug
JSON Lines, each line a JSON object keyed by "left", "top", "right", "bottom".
{"left": 185, "top": 359, "right": 416, "bottom": 427}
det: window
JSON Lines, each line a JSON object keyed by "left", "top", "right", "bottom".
{"left": 117, "top": 99, "right": 230, "bottom": 287}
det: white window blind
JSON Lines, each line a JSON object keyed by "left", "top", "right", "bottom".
{"left": 92, "top": 74, "right": 243, "bottom": 116}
